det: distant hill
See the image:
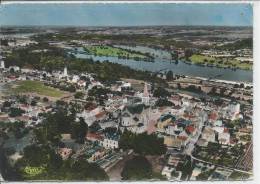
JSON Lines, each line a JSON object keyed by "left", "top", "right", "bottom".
{"left": 217, "top": 38, "right": 253, "bottom": 51}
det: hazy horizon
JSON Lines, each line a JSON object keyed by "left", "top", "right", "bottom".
{"left": 0, "top": 3, "right": 253, "bottom": 27}
{"left": 0, "top": 25, "right": 253, "bottom": 28}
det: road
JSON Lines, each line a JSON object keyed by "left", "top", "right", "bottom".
{"left": 190, "top": 154, "right": 253, "bottom": 175}
{"left": 184, "top": 111, "right": 207, "bottom": 155}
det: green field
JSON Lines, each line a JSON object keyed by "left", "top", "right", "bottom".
{"left": 188, "top": 54, "right": 252, "bottom": 70}
{"left": 84, "top": 45, "right": 149, "bottom": 60}
{"left": 12, "top": 80, "right": 65, "bottom": 98}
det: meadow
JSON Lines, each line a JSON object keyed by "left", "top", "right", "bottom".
{"left": 12, "top": 80, "right": 65, "bottom": 98}
{"left": 188, "top": 54, "right": 252, "bottom": 70}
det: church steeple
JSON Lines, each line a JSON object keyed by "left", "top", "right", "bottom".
{"left": 0, "top": 55, "right": 5, "bottom": 69}
{"left": 142, "top": 82, "right": 150, "bottom": 105}
{"left": 143, "top": 82, "right": 149, "bottom": 97}
{"left": 63, "top": 66, "right": 68, "bottom": 76}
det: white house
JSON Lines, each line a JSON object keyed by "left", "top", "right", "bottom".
{"left": 77, "top": 80, "right": 87, "bottom": 88}
{"left": 218, "top": 131, "right": 230, "bottom": 145}
{"left": 165, "top": 124, "right": 182, "bottom": 136}
{"left": 102, "top": 134, "right": 119, "bottom": 149}
{"left": 213, "top": 126, "right": 224, "bottom": 134}
{"left": 201, "top": 127, "right": 215, "bottom": 143}
{"left": 0, "top": 60, "right": 5, "bottom": 69}
{"left": 126, "top": 123, "right": 147, "bottom": 134}
{"left": 71, "top": 75, "right": 80, "bottom": 83}
{"left": 76, "top": 107, "right": 103, "bottom": 126}
{"left": 9, "top": 66, "right": 20, "bottom": 72}
{"left": 161, "top": 166, "right": 175, "bottom": 179}
{"left": 121, "top": 112, "right": 135, "bottom": 127}
{"left": 122, "top": 82, "right": 131, "bottom": 88}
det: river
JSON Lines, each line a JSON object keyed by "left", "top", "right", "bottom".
{"left": 70, "top": 46, "right": 253, "bottom": 82}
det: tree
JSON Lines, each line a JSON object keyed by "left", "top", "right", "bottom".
{"left": 219, "top": 88, "right": 226, "bottom": 96}
{"left": 171, "top": 52, "right": 178, "bottom": 61}
{"left": 153, "top": 87, "right": 171, "bottom": 98}
{"left": 71, "top": 118, "right": 88, "bottom": 143}
{"left": 196, "top": 170, "right": 211, "bottom": 180}
{"left": 184, "top": 49, "right": 193, "bottom": 59}
{"left": 69, "top": 159, "right": 108, "bottom": 181}
{"left": 155, "top": 98, "right": 173, "bottom": 107}
{"left": 33, "top": 110, "right": 77, "bottom": 145}
{"left": 171, "top": 170, "right": 179, "bottom": 178}
{"left": 43, "top": 97, "right": 49, "bottom": 102}
{"left": 234, "top": 83, "right": 240, "bottom": 88}
{"left": 14, "top": 144, "right": 108, "bottom": 181}
{"left": 18, "top": 95, "right": 28, "bottom": 104}
{"left": 1, "top": 39, "right": 9, "bottom": 46}
{"left": 214, "top": 98, "right": 224, "bottom": 106}
{"left": 67, "top": 85, "right": 76, "bottom": 92}
{"left": 210, "top": 87, "right": 216, "bottom": 94}
{"left": 9, "top": 108, "right": 25, "bottom": 117}
{"left": 177, "top": 83, "right": 181, "bottom": 89}
{"left": 15, "top": 144, "right": 63, "bottom": 179}
{"left": 89, "top": 122, "right": 102, "bottom": 133}
{"left": 103, "top": 127, "right": 117, "bottom": 135}
{"left": 31, "top": 100, "right": 37, "bottom": 106}
{"left": 166, "top": 71, "right": 173, "bottom": 81}
{"left": 121, "top": 156, "right": 152, "bottom": 180}
{"left": 185, "top": 85, "right": 202, "bottom": 93}
{"left": 3, "top": 101, "right": 12, "bottom": 108}
{"left": 119, "top": 131, "right": 166, "bottom": 155}
{"left": 40, "top": 56, "right": 65, "bottom": 72}
{"left": 207, "top": 142, "right": 221, "bottom": 154}
{"left": 56, "top": 100, "right": 68, "bottom": 107}
{"left": 177, "top": 156, "right": 193, "bottom": 180}
{"left": 5, "top": 121, "right": 26, "bottom": 139}
{"left": 74, "top": 92, "right": 84, "bottom": 99}
{"left": 88, "top": 86, "right": 110, "bottom": 100}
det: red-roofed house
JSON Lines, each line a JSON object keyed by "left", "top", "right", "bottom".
{"left": 208, "top": 111, "right": 218, "bottom": 123}
{"left": 95, "top": 111, "right": 106, "bottom": 120}
{"left": 58, "top": 148, "right": 72, "bottom": 160}
{"left": 185, "top": 125, "right": 196, "bottom": 136}
{"left": 86, "top": 132, "right": 104, "bottom": 143}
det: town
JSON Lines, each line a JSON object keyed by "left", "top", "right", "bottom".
{"left": 0, "top": 0, "right": 255, "bottom": 176}
{"left": 0, "top": 28, "right": 253, "bottom": 180}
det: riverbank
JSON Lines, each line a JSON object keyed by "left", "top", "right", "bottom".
{"left": 186, "top": 54, "right": 252, "bottom": 71}
{"left": 73, "top": 49, "right": 253, "bottom": 82}
{"left": 185, "top": 76, "right": 253, "bottom": 86}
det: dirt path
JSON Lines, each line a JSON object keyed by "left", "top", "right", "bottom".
{"left": 146, "top": 155, "right": 165, "bottom": 173}
{"left": 106, "top": 152, "right": 134, "bottom": 181}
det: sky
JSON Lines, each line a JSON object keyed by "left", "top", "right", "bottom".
{"left": 0, "top": 3, "right": 253, "bottom": 27}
